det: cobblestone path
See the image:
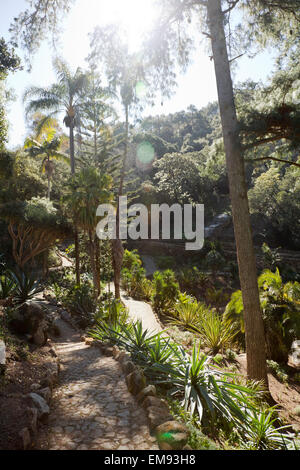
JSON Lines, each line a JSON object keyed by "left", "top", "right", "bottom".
{"left": 36, "top": 319, "right": 158, "bottom": 450}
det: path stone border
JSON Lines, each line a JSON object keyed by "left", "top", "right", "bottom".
{"left": 19, "top": 343, "right": 60, "bottom": 450}
{"left": 85, "top": 338, "right": 191, "bottom": 451}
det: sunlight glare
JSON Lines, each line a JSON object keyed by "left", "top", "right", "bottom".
{"left": 94, "top": 0, "right": 157, "bottom": 52}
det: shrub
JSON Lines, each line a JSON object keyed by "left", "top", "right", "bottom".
{"left": 153, "top": 269, "right": 180, "bottom": 314}
{"left": 195, "top": 310, "right": 238, "bottom": 355}
{"left": 9, "top": 269, "right": 42, "bottom": 304}
{"left": 171, "top": 299, "right": 208, "bottom": 332}
{"left": 177, "top": 266, "right": 211, "bottom": 296}
{"left": 224, "top": 269, "right": 300, "bottom": 363}
{"left": 122, "top": 249, "right": 142, "bottom": 270}
{"left": 94, "top": 298, "right": 128, "bottom": 326}
{"left": 267, "top": 360, "right": 289, "bottom": 384}
{"left": 156, "top": 256, "right": 176, "bottom": 270}
{"left": 242, "top": 407, "right": 294, "bottom": 450}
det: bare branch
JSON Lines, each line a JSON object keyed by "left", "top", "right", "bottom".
{"left": 223, "top": 0, "right": 241, "bottom": 15}
{"left": 245, "top": 156, "right": 300, "bottom": 168}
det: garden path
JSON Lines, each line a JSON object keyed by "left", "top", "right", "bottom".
{"left": 36, "top": 317, "right": 158, "bottom": 450}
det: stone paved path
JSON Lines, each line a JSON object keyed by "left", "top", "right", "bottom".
{"left": 36, "top": 319, "right": 158, "bottom": 450}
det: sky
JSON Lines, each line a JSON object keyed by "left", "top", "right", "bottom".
{"left": 0, "top": 0, "right": 276, "bottom": 149}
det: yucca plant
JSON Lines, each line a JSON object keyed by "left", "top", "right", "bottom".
{"left": 195, "top": 310, "right": 238, "bottom": 354}
{"left": 243, "top": 406, "right": 295, "bottom": 450}
{"left": 9, "top": 269, "right": 43, "bottom": 305}
{"left": 170, "top": 300, "right": 206, "bottom": 331}
{"left": 148, "top": 343, "right": 260, "bottom": 433}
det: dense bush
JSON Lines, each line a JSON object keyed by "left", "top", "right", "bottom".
{"left": 153, "top": 269, "right": 180, "bottom": 314}
{"left": 224, "top": 269, "right": 300, "bottom": 363}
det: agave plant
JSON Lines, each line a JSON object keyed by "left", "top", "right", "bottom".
{"left": 195, "top": 310, "right": 238, "bottom": 354}
{"left": 9, "top": 269, "right": 43, "bottom": 305}
{"left": 170, "top": 300, "right": 206, "bottom": 331}
{"left": 243, "top": 406, "right": 295, "bottom": 450}
{"left": 148, "top": 343, "right": 260, "bottom": 433}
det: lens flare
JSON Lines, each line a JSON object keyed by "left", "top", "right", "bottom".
{"left": 136, "top": 81, "right": 147, "bottom": 99}
{"left": 137, "top": 141, "right": 155, "bottom": 164}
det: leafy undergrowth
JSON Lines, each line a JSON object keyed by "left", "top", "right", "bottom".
{"left": 90, "top": 317, "right": 299, "bottom": 450}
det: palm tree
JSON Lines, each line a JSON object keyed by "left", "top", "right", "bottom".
{"left": 24, "top": 58, "right": 88, "bottom": 284}
{"left": 89, "top": 25, "right": 147, "bottom": 298}
{"left": 64, "top": 167, "right": 113, "bottom": 297}
{"left": 24, "top": 135, "right": 69, "bottom": 200}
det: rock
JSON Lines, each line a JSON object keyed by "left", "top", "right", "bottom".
{"left": 293, "top": 405, "right": 300, "bottom": 417}
{"left": 28, "top": 393, "right": 50, "bottom": 423}
{"left": 19, "top": 427, "right": 31, "bottom": 450}
{"left": 104, "top": 346, "right": 114, "bottom": 357}
{"left": 30, "top": 383, "right": 41, "bottom": 392}
{"left": 0, "top": 340, "right": 6, "bottom": 365}
{"left": 142, "top": 396, "right": 169, "bottom": 413}
{"left": 0, "top": 340, "right": 6, "bottom": 375}
{"left": 38, "top": 387, "right": 52, "bottom": 404}
{"left": 117, "top": 351, "right": 130, "bottom": 364}
{"left": 27, "top": 407, "right": 38, "bottom": 434}
{"left": 45, "top": 361, "right": 59, "bottom": 385}
{"left": 49, "top": 347, "right": 57, "bottom": 358}
{"left": 155, "top": 421, "right": 190, "bottom": 450}
{"left": 159, "top": 442, "right": 173, "bottom": 450}
{"left": 32, "top": 326, "right": 47, "bottom": 346}
{"left": 121, "top": 360, "right": 135, "bottom": 375}
{"left": 183, "top": 444, "right": 193, "bottom": 450}
{"left": 85, "top": 338, "right": 94, "bottom": 346}
{"left": 147, "top": 407, "right": 174, "bottom": 432}
{"left": 10, "top": 302, "right": 48, "bottom": 345}
{"left": 60, "top": 310, "right": 71, "bottom": 322}
{"left": 125, "top": 370, "right": 146, "bottom": 396}
{"left": 112, "top": 345, "right": 120, "bottom": 359}
{"left": 51, "top": 318, "right": 62, "bottom": 337}
{"left": 136, "top": 385, "right": 157, "bottom": 403}
{"left": 291, "top": 340, "right": 300, "bottom": 367}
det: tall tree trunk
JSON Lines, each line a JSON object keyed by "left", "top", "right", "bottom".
{"left": 70, "top": 121, "right": 81, "bottom": 285}
{"left": 207, "top": 0, "right": 269, "bottom": 388}
{"left": 88, "top": 230, "right": 98, "bottom": 298}
{"left": 74, "top": 228, "right": 80, "bottom": 286}
{"left": 69, "top": 123, "right": 75, "bottom": 174}
{"left": 47, "top": 173, "right": 51, "bottom": 200}
{"left": 113, "top": 104, "right": 129, "bottom": 299}
{"left": 95, "top": 238, "right": 101, "bottom": 297}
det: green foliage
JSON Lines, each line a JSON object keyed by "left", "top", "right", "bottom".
{"left": 121, "top": 250, "right": 154, "bottom": 301}
{"left": 94, "top": 297, "right": 128, "bottom": 326}
{"left": 242, "top": 407, "right": 294, "bottom": 450}
{"left": 195, "top": 311, "right": 238, "bottom": 355}
{"left": 171, "top": 299, "right": 208, "bottom": 331}
{"left": 261, "top": 243, "right": 282, "bottom": 271}
{"left": 122, "top": 250, "right": 142, "bottom": 270}
{"left": 155, "top": 255, "right": 176, "bottom": 270}
{"left": 225, "top": 269, "right": 300, "bottom": 362}
{"left": 8, "top": 269, "right": 42, "bottom": 305}
{"left": 153, "top": 269, "right": 180, "bottom": 314}
{"left": 61, "top": 281, "right": 95, "bottom": 316}
{"left": 0, "top": 274, "right": 16, "bottom": 300}
{"left": 167, "top": 399, "right": 219, "bottom": 450}
{"left": 267, "top": 360, "right": 289, "bottom": 384}
{"left": 177, "top": 267, "right": 211, "bottom": 297}
{"left": 91, "top": 317, "right": 296, "bottom": 447}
